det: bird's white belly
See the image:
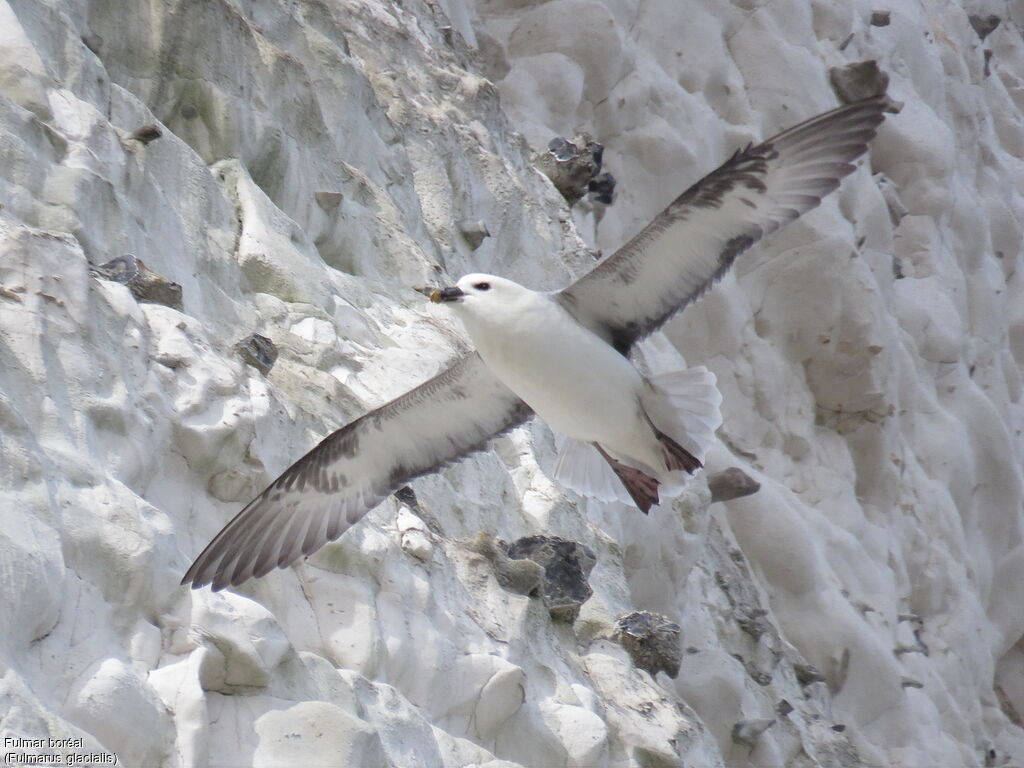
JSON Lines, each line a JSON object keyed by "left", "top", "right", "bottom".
{"left": 472, "top": 306, "right": 647, "bottom": 447}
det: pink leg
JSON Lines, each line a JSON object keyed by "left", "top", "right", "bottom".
{"left": 592, "top": 443, "right": 661, "bottom": 513}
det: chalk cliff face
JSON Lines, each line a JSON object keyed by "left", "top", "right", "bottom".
{"left": 1, "top": 0, "right": 1022, "bottom": 765}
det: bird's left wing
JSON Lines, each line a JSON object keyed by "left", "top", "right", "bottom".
{"left": 556, "top": 97, "right": 886, "bottom": 354}
{"left": 182, "top": 352, "right": 532, "bottom": 590}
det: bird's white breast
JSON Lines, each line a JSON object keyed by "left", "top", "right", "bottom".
{"left": 462, "top": 294, "right": 646, "bottom": 445}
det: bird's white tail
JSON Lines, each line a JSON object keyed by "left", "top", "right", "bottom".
{"left": 553, "top": 437, "right": 636, "bottom": 505}
{"left": 553, "top": 366, "right": 722, "bottom": 506}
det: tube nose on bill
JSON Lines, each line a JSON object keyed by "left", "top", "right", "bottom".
{"left": 430, "top": 286, "right": 465, "bottom": 303}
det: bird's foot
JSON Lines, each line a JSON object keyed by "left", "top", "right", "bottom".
{"left": 592, "top": 443, "right": 660, "bottom": 513}
{"left": 656, "top": 430, "right": 702, "bottom": 474}
{"left": 639, "top": 409, "right": 702, "bottom": 474}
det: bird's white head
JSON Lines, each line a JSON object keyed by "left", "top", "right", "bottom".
{"left": 430, "top": 273, "right": 538, "bottom": 335}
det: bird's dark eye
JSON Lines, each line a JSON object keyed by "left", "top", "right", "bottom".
{"left": 473, "top": 282, "right": 491, "bottom": 291}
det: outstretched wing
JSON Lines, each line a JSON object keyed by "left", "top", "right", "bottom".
{"left": 557, "top": 96, "right": 886, "bottom": 354}
{"left": 182, "top": 353, "right": 532, "bottom": 590}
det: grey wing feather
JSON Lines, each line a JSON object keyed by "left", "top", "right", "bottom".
{"left": 182, "top": 353, "right": 532, "bottom": 590}
{"left": 557, "top": 96, "right": 886, "bottom": 354}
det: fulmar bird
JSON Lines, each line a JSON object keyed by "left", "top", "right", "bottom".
{"left": 183, "top": 96, "right": 886, "bottom": 590}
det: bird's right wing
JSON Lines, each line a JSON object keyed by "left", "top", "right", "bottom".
{"left": 557, "top": 96, "right": 886, "bottom": 354}
{"left": 182, "top": 353, "right": 532, "bottom": 590}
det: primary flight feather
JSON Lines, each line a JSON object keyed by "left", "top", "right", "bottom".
{"left": 183, "top": 96, "right": 885, "bottom": 590}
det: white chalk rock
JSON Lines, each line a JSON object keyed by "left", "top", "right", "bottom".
{"left": 474, "top": 661, "right": 527, "bottom": 739}
{"left": 396, "top": 506, "right": 435, "bottom": 562}
{"left": 65, "top": 657, "right": 173, "bottom": 766}
{"left": 253, "top": 702, "right": 386, "bottom": 767}
{"left": 538, "top": 698, "right": 609, "bottom": 767}
{"left": 191, "top": 591, "right": 292, "bottom": 692}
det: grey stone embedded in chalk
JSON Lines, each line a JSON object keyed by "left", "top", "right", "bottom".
{"left": 614, "top": 610, "right": 683, "bottom": 678}
{"left": 234, "top": 333, "right": 278, "bottom": 376}
{"left": 458, "top": 219, "right": 490, "bottom": 250}
{"left": 735, "top": 606, "right": 770, "bottom": 640}
{"left": 465, "top": 532, "right": 545, "bottom": 597}
{"left": 130, "top": 124, "right": 163, "bottom": 144}
{"left": 731, "top": 718, "right": 775, "bottom": 749}
{"left": 393, "top": 485, "right": 420, "bottom": 511}
{"left": 315, "top": 191, "right": 344, "bottom": 212}
{"left": 829, "top": 61, "right": 902, "bottom": 113}
{"left": 548, "top": 137, "right": 578, "bottom": 163}
{"left": 968, "top": 14, "right": 1000, "bottom": 41}
{"left": 587, "top": 172, "right": 616, "bottom": 205}
{"left": 534, "top": 135, "right": 604, "bottom": 206}
{"left": 794, "top": 662, "right": 826, "bottom": 687}
{"left": 502, "top": 535, "right": 596, "bottom": 622}
{"left": 708, "top": 467, "right": 761, "bottom": 503}
{"left": 90, "top": 254, "right": 183, "bottom": 310}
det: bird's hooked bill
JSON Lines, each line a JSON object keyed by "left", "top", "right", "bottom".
{"left": 430, "top": 286, "right": 465, "bottom": 303}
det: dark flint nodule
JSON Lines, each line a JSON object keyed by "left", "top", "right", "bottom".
{"left": 614, "top": 610, "right": 683, "bottom": 678}
{"left": 535, "top": 134, "right": 613, "bottom": 207}
{"left": 588, "top": 172, "right": 616, "bottom": 205}
{"left": 708, "top": 467, "right": 761, "bottom": 503}
{"left": 90, "top": 254, "right": 183, "bottom": 310}
{"left": 548, "top": 137, "right": 578, "bottom": 162}
{"left": 502, "top": 535, "right": 596, "bottom": 623}
{"left": 131, "top": 124, "right": 163, "bottom": 144}
{"left": 235, "top": 333, "right": 278, "bottom": 376}
{"left": 829, "top": 61, "right": 902, "bottom": 112}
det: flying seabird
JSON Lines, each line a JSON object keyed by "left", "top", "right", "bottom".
{"left": 182, "top": 96, "right": 886, "bottom": 590}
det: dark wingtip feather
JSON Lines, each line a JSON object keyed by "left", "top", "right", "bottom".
{"left": 556, "top": 96, "right": 887, "bottom": 353}
{"left": 180, "top": 354, "right": 532, "bottom": 591}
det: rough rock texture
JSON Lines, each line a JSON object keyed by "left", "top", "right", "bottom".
{"left": 614, "top": 610, "right": 683, "bottom": 678}
{"left": 503, "top": 535, "right": 597, "bottom": 622}
{"left": 1, "top": 0, "right": 1023, "bottom": 766}
{"left": 534, "top": 134, "right": 607, "bottom": 205}
{"left": 233, "top": 333, "right": 279, "bottom": 376}
{"left": 90, "top": 253, "right": 184, "bottom": 311}
{"left": 707, "top": 466, "right": 762, "bottom": 503}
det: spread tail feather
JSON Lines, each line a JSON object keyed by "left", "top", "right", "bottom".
{"left": 553, "top": 437, "right": 636, "bottom": 505}
{"left": 551, "top": 365, "right": 722, "bottom": 511}
{"left": 552, "top": 438, "right": 662, "bottom": 512}
{"left": 644, "top": 365, "right": 723, "bottom": 466}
